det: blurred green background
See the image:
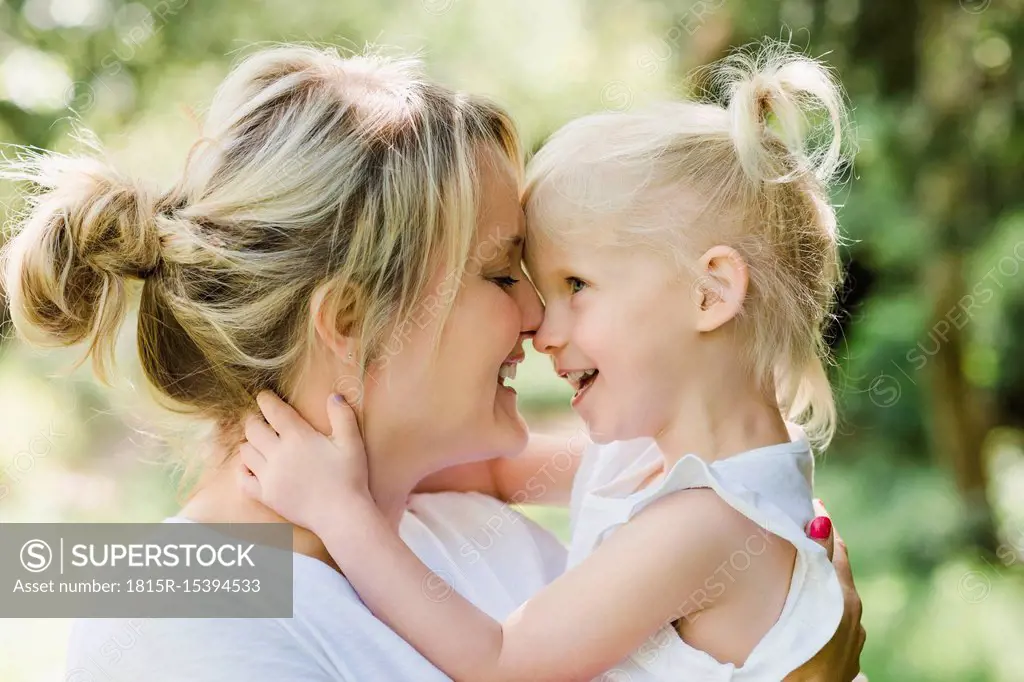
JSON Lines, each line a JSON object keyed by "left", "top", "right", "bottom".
{"left": 1, "top": 0, "right": 1023, "bottom": 680}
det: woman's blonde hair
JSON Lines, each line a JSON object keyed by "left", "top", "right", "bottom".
{"left": 1, "top": 45, "right": 520, "bottom": 447}
{"left": 524, "top": 41, "right": 852, "bottom": 447}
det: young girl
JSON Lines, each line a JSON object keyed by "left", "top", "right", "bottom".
{"left": 240, "top": 42, "right": 853, "bottom": 681}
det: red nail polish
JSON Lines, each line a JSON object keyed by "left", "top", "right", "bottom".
{"left": 808, "top": 516, "right": 832, "bottom": 539}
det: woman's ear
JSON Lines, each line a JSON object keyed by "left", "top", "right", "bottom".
{"left": 691, "top": 245, "right": 748, "bottom": 332}
{"left": 310, "top": 281, "right": 362, "bottom": 363}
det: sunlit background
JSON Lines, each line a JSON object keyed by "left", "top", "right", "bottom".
{"left": 1, "top": 0, "right": 1023, "bottom": 680}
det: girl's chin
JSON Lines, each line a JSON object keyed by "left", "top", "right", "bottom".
{"left": 586, "top": 426, "right": 616, "bottom": 445}
{"left": 589, "top": 418, "right": 652, "bottom": 445}
{"left": 578, "top": 410, "right": 626, "bottom": 445}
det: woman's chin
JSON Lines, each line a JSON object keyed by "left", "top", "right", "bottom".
{"left": 496, "top": 377, "right": 517, "bottom": 399}
{"left": 494, "top": 377, "right": 519, "bottom": 411}
{"left": 493, "top": 390, "right": 529, "bottom": 453}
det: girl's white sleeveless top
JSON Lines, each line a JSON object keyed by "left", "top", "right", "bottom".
{"left": 568, "top": 434, "right": 844, "bottom": 681}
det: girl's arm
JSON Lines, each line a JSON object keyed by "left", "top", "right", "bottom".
{"left": 324, "top": 487, "right": 741, "bottom": 682}
{"left": 414, "top": 431, "right": 589, "bottom": 506}
{"left": 240, "top": 392, "right": 743, "bottom": 682}
{"left": 493, "top": 431, "right": 588, "bottom": 505}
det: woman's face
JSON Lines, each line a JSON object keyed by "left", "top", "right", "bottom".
{"left": 359, "top": 147, "right": 542, "bottom": 481}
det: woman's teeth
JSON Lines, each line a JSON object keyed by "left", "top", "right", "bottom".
{"left": 498, "top": 363, "right": 518, "bottom": 385}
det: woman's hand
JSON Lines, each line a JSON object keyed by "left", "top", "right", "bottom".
{"left": 785, "top": 501, "right": 867, "bottom": 681}
{"left": 238, "top": 390, "right": 372, "bottom": 532}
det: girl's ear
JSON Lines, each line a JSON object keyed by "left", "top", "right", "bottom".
{"left": 310, "top": 281, "right": 363, "bottom": 363}
{"left": 691, "top": 245, "right": 748, "bottom": 332}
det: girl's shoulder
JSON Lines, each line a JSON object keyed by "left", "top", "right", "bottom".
{"left": 569, "top": 438, "right": 660, "bottom": 531}
{"left": 570, "top": 439, "right": 821, "bottom": 564}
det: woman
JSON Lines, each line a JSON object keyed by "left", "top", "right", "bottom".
{"left": 2, "top": 45, "right": 864, "bottom": 680}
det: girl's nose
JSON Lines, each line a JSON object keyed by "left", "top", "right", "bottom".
{"left": 532, "top": 306, "right": 565, "bottom": 355}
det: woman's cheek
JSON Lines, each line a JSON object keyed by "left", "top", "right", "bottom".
{"left": 491, "top": 286, "right": 523, "bottom": 339}
{"left": 454, "top": 282, "right": 519, "bottom": 369}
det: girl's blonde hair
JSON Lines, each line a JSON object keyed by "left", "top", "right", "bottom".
{"left": 524, "top": 41, "right": 852, "bottom": 447}
{"left": 1, "top": 45, "right": 520, "bottom": 448}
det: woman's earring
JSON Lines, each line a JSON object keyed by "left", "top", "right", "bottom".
{"left": 347, "top": 352, "right": 353, "bottom": 360}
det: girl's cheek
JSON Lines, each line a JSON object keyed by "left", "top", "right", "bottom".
{"left": 578, "top": 315, "right": 620, "bottom": 365}
{"left": 571, "top": 308, "right": 598, "bottom": 346}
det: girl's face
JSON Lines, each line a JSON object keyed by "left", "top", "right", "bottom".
{"left": 360, "top": 148, "right": 542, "bottom": 479}
{"left": 525, "top": 230, "right": 700, "bottom": 443}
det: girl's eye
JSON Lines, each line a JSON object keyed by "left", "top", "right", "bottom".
{"left": 492, "top": 275, "right": 520, "bottom": 290}
{"left": 567, "top": 277, "right": 587, "bottom": 294}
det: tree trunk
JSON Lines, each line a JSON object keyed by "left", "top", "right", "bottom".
{"left": 926, "top": 254, "right": 999, "bottom": 553}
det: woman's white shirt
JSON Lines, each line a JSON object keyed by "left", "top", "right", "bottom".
{"left": 64, "top": 491, "right": 566, "bottom": 682}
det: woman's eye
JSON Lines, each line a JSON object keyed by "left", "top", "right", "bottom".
{"left": 492, "top": 275, "right": 520, "bottom": 290}
{"left": 567, "top": 277, "right": 587, "bottom": 294}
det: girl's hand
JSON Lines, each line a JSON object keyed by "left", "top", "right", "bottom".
{"left": 238, "top": 390, "right": 371, "bottom": 532}
{"left": 785, "top": 500, "right": 867, "bottom": 682}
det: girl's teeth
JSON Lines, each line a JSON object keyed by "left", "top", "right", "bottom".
{"left": 499, "top": 364, "right": 517, "bottom": 380}
{"left": 565, "top": 369, "right": 597, "bottom": 389}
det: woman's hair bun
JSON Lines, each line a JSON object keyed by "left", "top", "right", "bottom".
{"left": 1, "top": 152, "right": 162, "bottom": 379}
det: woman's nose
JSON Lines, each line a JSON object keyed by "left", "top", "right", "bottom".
{"left": 516, "top": 277, "right": 544, "bottom": 335}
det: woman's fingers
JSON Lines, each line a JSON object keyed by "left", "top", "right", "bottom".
{"left": 244, "top": 413, "right": 279, "bottom": 451}
{"left": 849, "top": 624, "right": 866, "bottom": 681}
{"left": 256, "top": 390, "right": 312, "bottom": 436}
{"left": 832, "top": 532, "right": 863, "bottom": 618}
{"left": 832, "top": 531, "right": 865, "bottom": 682}
{"left": 808, "top": 498, "right": 835, "bottom": 560}
{"left": 807, "top": 499, "right": 867, "bottom": 680}
{"left": 832, "top": 531, "right": 859, "bottom": 596}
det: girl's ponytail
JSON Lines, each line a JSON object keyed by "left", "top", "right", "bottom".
{"left": 720, "top": 42, "right": 847, "bottom": 188}
{"left": 718, "top": 42, "right": 852, "bottom": 446}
